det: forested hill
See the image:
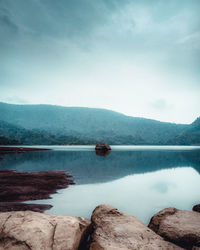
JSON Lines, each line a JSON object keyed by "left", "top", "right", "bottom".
{"left": 0, "top": 102, "right": 198, "bottom": 145}
{"left": 168, "top": 117, "right": 200, "bottom": 145}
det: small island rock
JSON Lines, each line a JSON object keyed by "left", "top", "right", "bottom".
{"left": 193, "top": 204, "right": 200, "bottom": 213}
{"left": 95, "top": 144, "right": 111, "bottom": 151}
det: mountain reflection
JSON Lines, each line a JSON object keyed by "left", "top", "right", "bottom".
{"left": 0, "top": 147, "right": 200, "bottom": 184}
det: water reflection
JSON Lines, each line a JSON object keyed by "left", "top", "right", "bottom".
{"left": 0, "top": 147, "right": 200, "bottom": 184}
{"left": 32, "top": 167, "right": 200, "bottom": 224}
{"left": 95, "top": 149, "right": 111, "bottom": 156}
{"left": 0, "top": 146, "right": 200, "bottom": 224}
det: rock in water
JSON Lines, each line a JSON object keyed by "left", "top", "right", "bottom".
{"left": 89, "top": 204, "right": 182, "bottom": 250}
{"left": 95, "top": 144, "right": 111, "bottom": 151}
{"left": 148, "top": 207, "right": 200, "bottom": 249}
{"left": 193, "top": 204, "right": 200, "bottom": 213}
{"left": 0, "top": 211, "right": 91, "bottom": 250}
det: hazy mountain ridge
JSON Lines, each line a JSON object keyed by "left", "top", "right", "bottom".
{"left": 0, "top": 120, "right": 95, "bottom": 145}
{"left": 0, "top": 102, "right": 198, "bottom": 145}
{"left": 167, "top": 117, "right": 200, "bottom": 145}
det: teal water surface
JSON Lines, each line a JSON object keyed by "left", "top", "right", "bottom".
{"left": 1, "top": 145, "right": 200, "bottom": 224}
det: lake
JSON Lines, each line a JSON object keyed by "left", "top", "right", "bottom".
{"left": 1, "top": 145, "right": 200, "bottom": 225}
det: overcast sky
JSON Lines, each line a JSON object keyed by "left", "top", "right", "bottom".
{"left": 0, "top": 0, "right": 199, "bottom": 124}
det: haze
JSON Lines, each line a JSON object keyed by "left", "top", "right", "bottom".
{"left": 0, "top": 0, "right": 200, "bottom": 124}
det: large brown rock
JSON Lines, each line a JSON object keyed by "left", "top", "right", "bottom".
{"left": 0, "top": 211, "right": 91, "bottom": 250}
{"left": 89, "top": 204, "right": 182, "bottom": 250}
{"left": 148, "top": 207, "right": 200, "bottom": 249}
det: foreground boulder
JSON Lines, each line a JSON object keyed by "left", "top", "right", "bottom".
{"left": 148, "top": 207, "right": 200, "bottom": 249}
{"left": 0, "top": 211, "right": 90, "bottom": 250}
{"left": 89, "top": 204, "right": 182, "bottom": 249}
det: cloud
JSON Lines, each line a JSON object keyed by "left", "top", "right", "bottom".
{"left": 151, "top": 99, "right": 169, "bottom": 111}
{"left": 0, "top": 13, "right": 18, "bottom": 32}
{"left": 0, "top": 96, "right": 29, "bottom": 104}
{"left": 0, "top": 0, "right": 199, "bottom": 123}
{"left": 0, "top": 0, "right": 130, "bottom": 40}
{"left": 177, "top": 31, "right": 200, "bottom": 50}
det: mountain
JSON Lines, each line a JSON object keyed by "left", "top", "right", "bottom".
{"left": 0, "top": 136, "right": 20, "bottom": 145}
{"left": 168, "top": 117, "right": 200, "bottom": 145}
{"left": 0, "top": 102, "right": 198, "bottom": 145}
{"left": 0, "top": 120, "right": 96, "bottom": 145}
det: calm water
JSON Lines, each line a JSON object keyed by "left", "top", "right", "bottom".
{"left": 1, "top": 145, "right": 200, "bottom": 224}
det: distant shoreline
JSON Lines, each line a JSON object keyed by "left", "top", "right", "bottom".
{"left": 0, "top": 146, "right": 51, "bottom": 155}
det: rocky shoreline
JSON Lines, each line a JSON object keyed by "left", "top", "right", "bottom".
{"left": 0, "top": 204, "right": 199, "bottom": 249}
{"left": 0, "top": 146, "right": 51, "bottom": 161}
{"left": 0, "top": 146, "right": 51, "bottom": 154}
{"left": 0, "top": 169, "right": 75, "bottom": 213}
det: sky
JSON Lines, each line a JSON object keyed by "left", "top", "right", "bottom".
{"left": 0, "top": 0, "right": 200, "bottom": 124}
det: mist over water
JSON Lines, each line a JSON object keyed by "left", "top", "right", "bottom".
{"left": 1, "top": 146, "right": 200, "bottom": 224}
